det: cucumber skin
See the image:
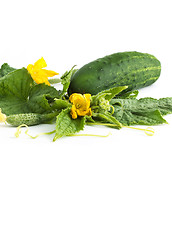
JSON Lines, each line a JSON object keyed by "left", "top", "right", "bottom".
{"left": 68, "top": 51, "right": 161, "bottom": 95}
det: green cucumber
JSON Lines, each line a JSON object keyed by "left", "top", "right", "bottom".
{"left": 6, "top": 112, "right": 58, "bottom": 126}
{"left": 68, "top": 51, "right": 161, "bottom": 95}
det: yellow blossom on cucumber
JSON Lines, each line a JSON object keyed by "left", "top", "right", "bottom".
{"left": 0, "top": 109, "right": 7, "bottom": 122}
{"left": 69, "top": 93, "right": 92, "bottom": 119}
{"left": 27, "top": 57, "right": 59, "bottom": 86}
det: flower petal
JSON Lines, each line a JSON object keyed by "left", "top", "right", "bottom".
{"left": 71, "top": 105, "right": 77, "bottom": 119}
{"left": 0, "top": 109, "right": 7, "bottom": 122}
{"left": 69, "top": 93, "right": 84, "bottom": 105}
{"left": 33, "top": 74, "right": 50, "bottom": 85}
{"left": 76, "top": 107, "right": 92, "bottom": 117}
{"left": 83, "top": 94, "right": 91, "bottom": 108}
{"left": 41, "top": 69, "right": 59, "bottom": 77}
{"left": 84, "top": 94, "right": 91, "bottom": 102}
{"left": 27, "top": 64, "right": 34, "bottom": 73}
{"left": 34, "top": 57, "right": 47, "bottom": 69}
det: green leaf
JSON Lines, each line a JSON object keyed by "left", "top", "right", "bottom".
{"left": 91, "top": 86, "right": 128, "bottom": 103}
{"left": 92, "top": 111, "right": 122, "bottom": 129}
{"left": 0, "top": 68, "right": 34, "bottom": 115}
{"left": 53, "top": 108, "right": 85, "bottom": 141}
{"left": 52, "top": 98, "right": 71, "bottom": 111}
{"left": 0, "top": 68, "right": 60, "bottom": 115}
{"left": 60, "top": 65, "right": 77, "bottom": 98}
{"left": 101, "top": 86, "right": 128, "bottom": 101}
{"left": 0, "top": 63, "right": 16, "bottom": 78}
{"left": 148, "top": 97, "right": 172, "bottom": 115}
{"left": 27, "top": 84, "right": 61, "bottom": 114}
{"left": 110, "top": 97, "right": 170, "bottom": 126}
{"left": 118, "top": 90, "right": 139, "bottom": 99}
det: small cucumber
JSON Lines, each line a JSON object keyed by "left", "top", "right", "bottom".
{"left": 68, "top": 51, "right": 161, "bottom": 95}
{"left": 6, "top": 112, "right": 58, "bottom": 126}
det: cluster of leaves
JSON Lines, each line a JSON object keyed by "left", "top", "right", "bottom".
{"left": 0, "top": 63, "right": 172, "bottom": 140}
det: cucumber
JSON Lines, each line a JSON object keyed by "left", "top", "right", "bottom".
{"left": 68, "top": 51, "right": 161, "bottom": 95}
{"left": 6, "top": 112, "right": 58, "bottom": 126}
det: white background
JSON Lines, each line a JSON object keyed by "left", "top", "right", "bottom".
{"left": 0, "top": 0, "right": 172, "bottom": 239}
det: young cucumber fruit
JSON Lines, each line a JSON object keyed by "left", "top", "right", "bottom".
{"left": 68, "top": 51, "right": 161, "bottom": 95}
{"left": 6, "top": 112, "right": 58, "bottom": 126}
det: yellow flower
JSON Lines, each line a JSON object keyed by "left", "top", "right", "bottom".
{"left": 27, "top": 57, "right": 59, "bottom": 85}
{"left": 69, "top": 93, "right": 92, "bottom": 119}
{"left": 0, "top": 109, "right": 6, "bottom": 123}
